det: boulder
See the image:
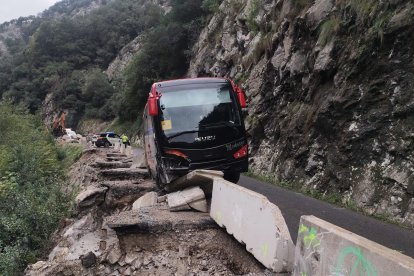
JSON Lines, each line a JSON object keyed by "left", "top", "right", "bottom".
{"left": 80, "top": 251, "right": 96, "bottom": 268}
{"left": 305, "top": 0, "right": 334, "bottom": 27}
{"left": 76, "top": 186, "right": 108, "bottom": 209}
{"left": 314, "top": 40, "right": 334, "bottom": 71}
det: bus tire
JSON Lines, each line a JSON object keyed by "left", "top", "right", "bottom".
{"left": 224, "top": 171, "right": 240, "bottom": 183}
{"left": 155, "top": 167, "right": 164, "bottom": 187}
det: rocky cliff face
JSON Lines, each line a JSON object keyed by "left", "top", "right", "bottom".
{"left": 189, "top": 0, "right": 414, "bottom": 228}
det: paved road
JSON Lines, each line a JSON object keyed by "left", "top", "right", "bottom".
{"left": 238, "top": 175, "right": 414, "bottom": 258}
{"left": 132, "top": 146, "right": 414, "bottom": 258}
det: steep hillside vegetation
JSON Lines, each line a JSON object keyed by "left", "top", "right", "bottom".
{"left": 0, "top": 102, "right": 79, "bottom": 275}
{"left": 0, "top": 0, "right": 209, "bottom": 133}
{"left": 189, "top": 0, "right": 414, "bottom": 228}
{"left": 2, "top": 0, "right": 413, "bottom": 229}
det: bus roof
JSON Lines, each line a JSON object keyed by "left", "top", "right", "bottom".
{"left": 154, "top": 77, "right": 228, "bottom": 88}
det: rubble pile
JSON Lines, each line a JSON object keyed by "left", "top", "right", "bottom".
{"left": 26, "top": 148, "right": 271, "bottom": 276}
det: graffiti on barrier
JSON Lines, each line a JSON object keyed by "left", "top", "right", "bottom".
{"left": 334, "top": 246, "right": 378, "bottom": 276}
{"left": 299, "top": 224, "right": 320, "bottom": 249}
{"left": 261, "top": 243, "right": 269, "bottom": 257}
{"left": 215, "top": 211, "right": 222, "bottom": 224}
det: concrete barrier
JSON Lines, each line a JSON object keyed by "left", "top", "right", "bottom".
{"left": 293, "top": 216, "right": 414, "bottom": 276}
{"left": 210, "top": 177, "right": 294, "bottom": 273}
{"left": 167, "top": 169, "right": 224, "bottom": 197}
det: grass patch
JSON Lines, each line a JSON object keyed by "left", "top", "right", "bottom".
{"left": 318, "top": 15, "right": 341, "bottom": 46}
{"left": 107, "top": 117, "right": 142, "bottom": 138}
{"left": 246, "top": 0, "right": 260, "bottom": 34}
{"left": 370, "top": 12, "right": 393, "bottom": 45}
{"left": 202, "top": 0, "right": 221, "bottom": 13}
{"left": 57, "top": 144, "right": 83, "bottom": 170}
{"left": 349, "top": 0, "right": 377, "bottom": 20}
{"left": 245, "top": 170, "right": 350, "bottom": 207}
{"left": 244, "top": 171, "right": 294, "bottom": 189}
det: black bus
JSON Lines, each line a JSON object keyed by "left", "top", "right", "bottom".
{"left": 143, "top": 78, "right": 248, "bottom": 185}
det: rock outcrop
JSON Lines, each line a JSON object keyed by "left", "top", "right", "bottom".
{"left": 189, "top": 0, "right": 414, "bottom": 228}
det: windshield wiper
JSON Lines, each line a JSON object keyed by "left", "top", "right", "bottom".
{"left": 167, "top": 129, "right": 198, "bottom": 140}
{"left": 200, "top": 121, "right": 240, "bottom": 134}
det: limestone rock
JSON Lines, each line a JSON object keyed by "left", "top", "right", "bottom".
{"left": 76, "top": 186, "right": 108, "bottom": 209}
{"left": 287, "top": 51, "right": 306, "bottom": 75}
{"left": 107, "top": 244, "right": 122, "bottom": 265}
{"left": 387, "top": 3, "right": 414, "bottom": 33}
{"left": 305, "top": 0, "right": 334, "bottom": 27}
{"left": 314, "top": 40, "right": 334, "bottom": 72}
{"left": 80, "top": 251, "right": 96, "bottom": 268}
{"left": 124, "top": 252, "right": 140, "bottom": 265}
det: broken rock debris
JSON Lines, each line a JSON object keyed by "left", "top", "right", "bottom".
{"left": 26, "top": 148, "right": 269, "bottom": 275}
{"left": 167, "top": 186, "right": 208, "bottom": 212}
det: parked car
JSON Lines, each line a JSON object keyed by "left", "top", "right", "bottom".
{"left": 95, "top": 132, "right": 121, "bottom": 147}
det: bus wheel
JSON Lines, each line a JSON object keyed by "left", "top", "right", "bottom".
{"left": 224, "top": 172, "right": 240, "bottom": 183}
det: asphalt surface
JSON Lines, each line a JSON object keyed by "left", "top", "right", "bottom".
{"left": 238, "top": 175, "right": 414, "bottom": 258}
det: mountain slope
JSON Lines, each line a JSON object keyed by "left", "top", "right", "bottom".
{"left": 189, "top": 0, "right": 414, "bottom": 228}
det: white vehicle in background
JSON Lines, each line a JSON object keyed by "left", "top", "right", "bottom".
{"left": 95, "top": 132, "right": 121, "bottom": 147}
{"left": 65, "top": 128, "right": 78, "bottom": 140}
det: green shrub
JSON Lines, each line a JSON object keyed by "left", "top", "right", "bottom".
{"left": 247, "top": 0, "right": 260, "bottom": 33}
{"left": 0, "top": 102, "right": 71, "bottom": 275}
{"left": 202, "top": 0, "right": 221, "bottom": 13}
{"left": 349, "top": 0, "right": 377, "bottom": 20}
{"left": 59, "top": 144, "right": 83, "bottom": 169}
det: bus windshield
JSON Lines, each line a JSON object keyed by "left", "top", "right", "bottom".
{"left": 158, "top": 84, "right": 241, "bottom": 138}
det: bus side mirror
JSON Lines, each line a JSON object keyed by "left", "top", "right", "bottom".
{"left": 237, "top": 89, "right": 247, "bottom": 108}
{"left": 148, "top": 97, "right": 158, "bottom": 116}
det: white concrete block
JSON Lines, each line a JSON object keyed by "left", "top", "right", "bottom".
{"left": 167, "top": 169, "right": 224, "bottom": 197}
{"left": 189, "top": 199, "right": 208, "bottom": 213}
{"left": 167, "top": 186, "right": 206, "bottom": 212}
{"left": 210, "top": 178, "right": 294, "bottom": 273}
{"left": 132, "top": 192, "right": 158, "bottom": 210}
{"left": 293, "top": 216, "right": 414, "bottom": 276}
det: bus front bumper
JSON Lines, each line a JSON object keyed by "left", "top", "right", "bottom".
{"left": 163, "top": 156, "right": 248, "bottom": 177}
